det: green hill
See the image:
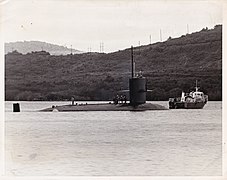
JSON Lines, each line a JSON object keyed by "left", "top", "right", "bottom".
{"left": 5, "top": 25, "right": 222, "bottom": 101}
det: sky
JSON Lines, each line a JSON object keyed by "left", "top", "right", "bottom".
{"left": 1, "top": 0, "right": 223, "bottom": 53}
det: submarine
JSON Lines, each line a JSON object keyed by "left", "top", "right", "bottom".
{"left": 40, "top": 46, "right": 167, "bottom": 112}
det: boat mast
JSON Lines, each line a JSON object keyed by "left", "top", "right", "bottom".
{"left": 195, "top": 80, "right": 198, "bottom": 92}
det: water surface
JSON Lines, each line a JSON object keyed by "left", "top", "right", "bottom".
{"left": 5, "top": 101, "right": 222, "bottom": 176}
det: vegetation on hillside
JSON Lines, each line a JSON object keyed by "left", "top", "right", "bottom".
{"left": 5, "top": 25, "right": 222, "bottom": 101}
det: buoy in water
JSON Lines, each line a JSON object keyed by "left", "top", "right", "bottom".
{"left": 13, "top": 103, "right": 20, "bottom": 112}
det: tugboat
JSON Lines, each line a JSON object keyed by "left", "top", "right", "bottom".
{"left": 169, "top": 81, "right": 208, "bottom": 109}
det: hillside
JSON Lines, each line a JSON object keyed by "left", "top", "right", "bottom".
{"left": 5, "top": 25, "right": 222, "bottom": 101}
{"left": 5, "top": 41, "right": 83, "bottom": 55}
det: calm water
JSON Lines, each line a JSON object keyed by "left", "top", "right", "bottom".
{"left": 5, "top": 101, "right": 222, "bottom": 176}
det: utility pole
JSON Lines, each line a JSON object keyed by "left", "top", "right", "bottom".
{"left": 100, "top": 42, "right": 101, "bottom": 53}
{"left": 88, "top": 47, "right": 91, "bottom": 53}
{"left": 149, "top": 35, "right": 151, "bottom": 45}
{"left": 102, "top": 42, "right": 104, "bottom": 53}
{"left": 100, "top": 42, "right": 104, "bottom": 53}
{"left": 70, "top": 45, "right": 72, "bottom": 55}
{"left": 160, "top": 29, "right": 162, "bottom": 42}
{"left": 187, "top": 24, "right": 189, "bottom": 34}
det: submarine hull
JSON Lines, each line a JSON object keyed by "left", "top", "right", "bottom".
{"left": 40, "top": 103, "right": 167, "bottom": 112}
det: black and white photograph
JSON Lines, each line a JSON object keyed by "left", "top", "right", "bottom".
{"left": 1, "top": 0, "right": 225, "bottom": 178}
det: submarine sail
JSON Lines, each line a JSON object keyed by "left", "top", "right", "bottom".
{"left": 129, "top": 46, "right": 146, "bottom": 106}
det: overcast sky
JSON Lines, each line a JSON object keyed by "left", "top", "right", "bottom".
{"left": 1, "top": 0, "right": 223, "bottom": 53}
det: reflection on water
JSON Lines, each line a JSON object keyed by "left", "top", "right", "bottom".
{"left": 5, "top": 101, "right": 222, "bottom": 176}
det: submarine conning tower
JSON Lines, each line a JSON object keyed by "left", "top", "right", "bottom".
{"left": 129, "top": 46, "right": 147, "bottom": 106}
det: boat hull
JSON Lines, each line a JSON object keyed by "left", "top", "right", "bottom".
{"left": 169, "top": 101, "right": 206, "bottom": 109}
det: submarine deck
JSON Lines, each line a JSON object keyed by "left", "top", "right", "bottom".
{"left": 40, "top": 102, "right": 168, "bottom": 112}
